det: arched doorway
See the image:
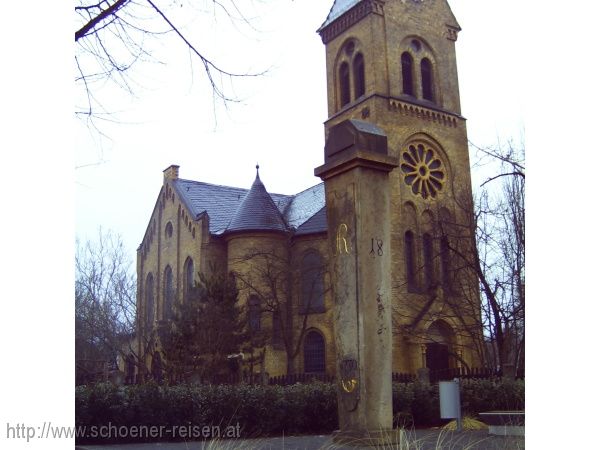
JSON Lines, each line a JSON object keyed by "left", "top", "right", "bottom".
{"left": 425, "top": 320, "right": 454, "bottom": 381}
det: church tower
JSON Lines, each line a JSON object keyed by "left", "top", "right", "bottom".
{"left": 318, "top": 1, "right": 483, "bottom": 376}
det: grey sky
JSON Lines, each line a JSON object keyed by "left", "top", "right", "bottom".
{"left": 75, "top": 0, "right": 524, "bottom": 261}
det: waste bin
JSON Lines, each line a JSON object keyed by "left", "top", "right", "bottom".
{"left": 439, "top": 379, "right": 461, "bottom": 430}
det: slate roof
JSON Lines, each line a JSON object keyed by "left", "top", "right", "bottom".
{"left": 226, "top": 173, "right": 288, "bottom": 234}
{"left": 295, "top": 206, "right": 327, "bottom": 236}
{"left": 171, "top": 175, "right": 326, "bottom": 236}
{"left": 319, "top": 0, "right": 362, "bottom": 30}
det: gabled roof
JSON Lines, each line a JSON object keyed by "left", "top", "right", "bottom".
{"left": 171, "top": 173, "right": 326, "bottom": 236}
{"left": 283, "top": 183, "right": 326, "bottom": 230}
{"left": 319, "top": 0, "right": 362, "bottom": 30}
{"left": 295, "top": 206, "right": 328, "bottom": 236}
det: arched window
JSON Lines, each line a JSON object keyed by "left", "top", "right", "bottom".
{"left": 125, "top": 354, "right": 135, "bottom": 384}
{"left": 248, "top": 295, "right": 261, "bottom": 332}
{"left": 421, "top": 58, "right": 434, "bottom": 101}
{"left": 272, "top": 310, "right": 282, "bottom": 345}
{"left": 183, "top": 257, "right": 194, "bottom": 301}
{"left": 301, "top": 251, "right": 325, "bottom": 313}
{"left": 440, "top": 235, "right": 452, "bottom": 289}
{"left": 164, "top": 221, "right": 173, "bottom": 239}
{"left": 151, "top": 351, "right": 163, "bottom": 382}
{"left": 423, "top": 233, "right": 435, "bottom": 288}
{"left": 163, "top": 265, "right": 174, "bottom": 320}
{"left": 353, "top": 53, "right": 365, "bottom": 99}
{"left": 145, "top": 273, "right": 154, "bottom": 329}
{"left": 404, "top": 231, "right": 417, "bottom": 292}
{"left": 401, "top": 52, "right": 414, "bottom": 96}
{"left": 303, "top": 330, "right": 325, "bottom": 373}
{"left": 339, "top": 62, "right": 351, "bottom": 107}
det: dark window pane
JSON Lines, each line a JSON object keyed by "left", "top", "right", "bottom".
{"left": 401, "top": 52, "right": 414, "bottom": 96}
{"left": 421, "top": 58, "right": 434, "bottom": 101}
{"left": 405, "top": 231, "right": 417, "bottom": 292}
{"left": 184, "top": 257, "right": 194, "bottom": 301}
{"left": 301, "top": 251, "right": 325, "bottom": 313}
{"left": 163, "top": 265, "right": 173, "bottom": 320}
{"left": 441, "top": 236, "right": 452, "bottom": 289}
{"left": 339, "top": 62, "right": 351, "bottom": 107}
{"left": 353, "top": 53, "right": 365, "bottom": 98}
{"left": 304, "top": 331, "right": 325, "bottom": 373}
{"left": 272, "top": 310, "right": 282, "bottom": 345}
{"left": 249, "top": 295, "right": 261, "bottom": 332}
{"left": 146, "top": 274, "right": 154, "bottom": 328}
{"left": 423, "top": 233, "right": 435, "bottom": 288}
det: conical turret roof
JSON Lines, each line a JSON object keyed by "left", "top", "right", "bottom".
{"left": 225, "top": 166, "right": 288, "bottom": 234}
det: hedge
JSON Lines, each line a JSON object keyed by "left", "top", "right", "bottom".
{"left": 75, "top": 379, "right": 524, "bottom": 444}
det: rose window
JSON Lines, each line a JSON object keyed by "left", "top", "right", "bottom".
{"left": 400, "top": 143, "right": 445, "bottom": 199}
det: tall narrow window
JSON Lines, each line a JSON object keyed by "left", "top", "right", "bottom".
{"left": 272, "top": 310, "right": 282, "bottom": 345}
{"left": 301, "top": 251, "right": 325, "bottom": 313}
{"left": 353, "top": 53, "right": 365, "bottom": 99}
{"left": 401, "top": 52, "right": 414, "bottom": 96}
{"left": 151, "top": 351, "right": 163, "bottom": 382}
{"left": 423, "top": 233, "right": 435, "bottom": 288}
{"left": 163, "top": 265, "right": 173, "bottom": 320}
{"left": 405, "top": 231, "right": 417, "bottom": 292}
{"left": 304, "top": 330, "right": 325, "bottom": 373}
{"left": 164, "top": 221, "right": 173, "bottom": 239}
{"left": 440, "top": 236, "right": 452, "bottom": 289}
{"left": 339, "top": 62, "right": 351, "bottom": 107}
{"left": 145, "top": 273, "right": 154, "bottom": 329}
{"left": 125, "top": 354, "right": 135, "bottom": 384}
{"left": 184, "top": 257, "right": 194, "bottom": 301}
{"left": 248, "top": 295, "right": 261, "bottom": 332}
{"left": 421, "top": 58, "right": 434, "bottom": 101}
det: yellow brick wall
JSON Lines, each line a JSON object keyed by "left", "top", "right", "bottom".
{"left": 225, "top": 232, "right": 336, "bottom": 377}
{"left": 320, "top": 0, "right": 484, "bottom": 373}
{"left": 135, "top": 1, "right": 484, "bottom": 379}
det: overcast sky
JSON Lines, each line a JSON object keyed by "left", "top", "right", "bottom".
{"left": 75, "top": 0, "right": 525, "bottom": 260}
{"left": 4, "top": 2, "right": 600, "bottom": 447}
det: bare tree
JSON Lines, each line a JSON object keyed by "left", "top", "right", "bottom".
{"left": 231, "top": 236, "right": 330, "bottom": 375}
{"left": 473, "top": 140, "right": 525, "bottom": 375}
{"left": 442, "top": 141, "right": 525, "bottom": 375}
{"left": 75, "top": 1, "right": 267, "bottom": 128}
{"left": 75, "top": 228, "right": 145, "bottom": 384}
{"left": 391, "top": 140, "right": 525, "bottom": 377}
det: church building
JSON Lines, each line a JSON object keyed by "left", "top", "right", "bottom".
{"left": 135, "top": 0, "right": 484, "bottom": 382}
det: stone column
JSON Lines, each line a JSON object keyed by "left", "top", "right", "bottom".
{"left": 315, "top": 119, "right": 398, "bottom": 444}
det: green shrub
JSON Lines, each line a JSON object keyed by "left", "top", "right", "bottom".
{"left": 461, "top": 378, "right": 525, "bottom": 414}
{"left": 75, "top": 378, "right": 523, "bottom": 443}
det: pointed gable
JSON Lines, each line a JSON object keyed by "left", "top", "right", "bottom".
{"left": 224, "top": 169, "right": 288, "bottom": 234}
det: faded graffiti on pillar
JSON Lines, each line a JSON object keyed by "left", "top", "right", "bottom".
{"left": 370, "top": 238, "right": 383, "bottom": 256}
{"left": 336, "top": 223, "right": 350, "bottom": 255}
{"left": 339, "top": 357, "right": 360, "bottom": 412}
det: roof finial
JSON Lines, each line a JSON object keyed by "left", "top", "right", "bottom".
{"left": 256, "top": 163, "right": 260, "bottom": 177}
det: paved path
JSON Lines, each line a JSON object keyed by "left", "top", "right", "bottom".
{"left": 76, "top": 429, "right": 524, "bottom": 450}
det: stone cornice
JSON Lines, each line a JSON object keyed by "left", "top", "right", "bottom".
{"left": 388, "top": 98, "right": 463, "bottom": 128}
{"left": 324, "top": 94, "right": 464, "bottom": 128}
{"left": 314, "top": 148, "right": 398, "bottom": 181}
{"left": 318, "top": 0, "right": 385, "bottom": 44}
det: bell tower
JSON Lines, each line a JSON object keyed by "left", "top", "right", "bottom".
{"left": 319, "top": 0, "right": 463, "bottom": 125}
{"left": 318, "top": 0, "right": 482, "bottom": 392}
